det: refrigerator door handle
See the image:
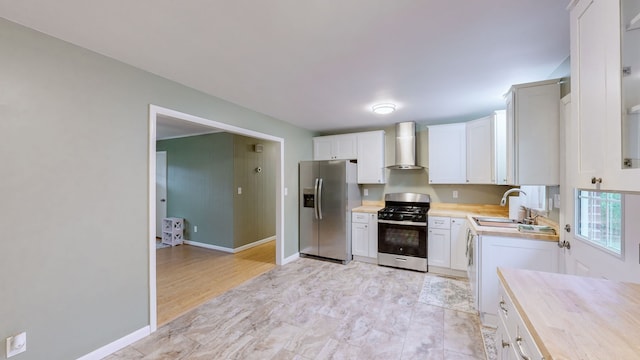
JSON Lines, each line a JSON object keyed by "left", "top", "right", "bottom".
{"left": 317, "top": 177, "right": 324, "bottom": 220}
{"left": 314, "top": 178, "right": 320, "bottom": 220}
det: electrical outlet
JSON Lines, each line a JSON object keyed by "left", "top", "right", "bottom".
{"left": 284, "top": 187, "right": 288, "bottom": 196}
{"left": 364, "top": 189, "right": 369, "bottom": 196}
{"left": 452, "top": 190, "right": 459, "bottom": 199}
{"left": 237, "top": 187, "right": 242, "bottom": 195}
{"left": 6, "top": 332, "right": 26, "bottom": 358}
{"left": 194, "top": 226, "right": 198, "bottom": 233}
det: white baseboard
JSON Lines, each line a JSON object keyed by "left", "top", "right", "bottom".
{"left": 77, "top": 326, "right": 150, "bottom": 360}
{"left": 282, "top": 252, "right": 300, "bottom": 265}
{"left": 234, "top": 236, "right": 276, "bottom": 252}
{"left": 183, "top": 240, "right": 233, "bottom": 253}
{"left": 184, "top": 236, "right": 276, "bottom": 254}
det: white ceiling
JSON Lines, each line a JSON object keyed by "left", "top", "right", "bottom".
{"left": 0, "top": 0, "right": 570, "bottom": 133}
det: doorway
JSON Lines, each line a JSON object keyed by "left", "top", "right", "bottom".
{"left": 148, "top": 105, "right": 285, "bottom": 332}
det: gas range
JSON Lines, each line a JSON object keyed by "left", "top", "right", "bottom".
{"left": 377, "top": 193, "right": 431, "bottom": 272}
{"left": 377, "top": 193, "right": 430, "bottom": 225}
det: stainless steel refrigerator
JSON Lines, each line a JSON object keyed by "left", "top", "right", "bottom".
{"left": 299, "top": 160, "right": 361, "bottom": 263}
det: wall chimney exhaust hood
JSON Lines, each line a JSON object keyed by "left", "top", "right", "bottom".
{"left": 387, "top": 121, "right": 423, "bottom": 170}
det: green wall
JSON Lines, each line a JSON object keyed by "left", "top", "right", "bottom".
{"left": 157, "top": 133, "right": 235, "bottom": 248}
{"left": 156, "top": 133, "right": 278, "bottom": 249}
{"left": 0, "top": 18, "right": 312, "bottom": 360}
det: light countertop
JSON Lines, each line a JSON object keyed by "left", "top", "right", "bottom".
{"left": 352, "top": 201, "right": 384, "bottom": 214}
{"left": 430, "top": 203, "right": 558, "bottom": 242}
{"left": 353, "top": 201, "right": 559, "bottom": 241}
{"left": 498, "top": 268, "right": 640, "bottom": 360}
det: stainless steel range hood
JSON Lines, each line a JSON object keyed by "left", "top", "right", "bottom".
{"left": 387, "top": 121, "right": 423, "bottom": 170}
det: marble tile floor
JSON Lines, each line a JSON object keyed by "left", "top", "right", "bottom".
{"left": 106, "top": 258, "right": 487, "bottom": 360}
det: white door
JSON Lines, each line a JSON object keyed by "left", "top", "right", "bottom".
{"left": 156, "top": 151, "right": 167, "bottom": 238}
{"left": 563, "top": 96, "right": 640, "bottom": 282}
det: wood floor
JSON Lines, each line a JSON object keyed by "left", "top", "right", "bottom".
{"left": 156, "top": 240, "right": 276, "bottom": 326}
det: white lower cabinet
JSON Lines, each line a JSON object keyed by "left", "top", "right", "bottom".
{"left": 351, "top": 212, "right": 377, "bottom": 263}
{"left": 496, "top": 282, "right": 544, "bottom": 360}
{"left": 479, "top": 235, "right": 558, "bottom": 327}
{"left": 428, "top": 216, "right": 467, "bottom": 276}
{"left": 428, "top": 216, "right": 451, "bottom": 268}
{"left": 449, "top": 218, "right": 466, "bottom": 270}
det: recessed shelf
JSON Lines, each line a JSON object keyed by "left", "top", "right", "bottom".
{"left": 628, "top": 11, "right": 640, "bottom": 31}
{"left": 629, "top": 104, "right": 640, "bottom": 114}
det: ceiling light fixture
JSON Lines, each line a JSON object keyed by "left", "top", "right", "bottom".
{"left": 372, "top": 103, "right": 396, "bottom": 115}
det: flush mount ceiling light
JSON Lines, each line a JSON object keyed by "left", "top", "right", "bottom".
{"left": 372, "top": 103, "right": 396, "bottom": 115}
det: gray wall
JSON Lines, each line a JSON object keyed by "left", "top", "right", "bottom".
{"left": 0, "top": 18, "right": 312, "bottom": 360}
{"left": 156, "top": 133, "right": 235, "bottom": 248}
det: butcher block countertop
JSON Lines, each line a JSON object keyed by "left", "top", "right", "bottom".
{"left": 430, "top": 203, "right": 559, "bottom": 242}
{"left": 498, "top": 268, "right": 640, "bottom": 360}
{"left": 352, "top": 201, "right": 384, "bottom": 214}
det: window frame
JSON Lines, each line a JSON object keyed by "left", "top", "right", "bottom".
{"left": 574, "top": 189, "right": 625, "bottom": 259}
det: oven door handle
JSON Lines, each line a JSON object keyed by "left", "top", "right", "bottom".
{"left": 378, "top": 219, "right": 427, "bottom": 226}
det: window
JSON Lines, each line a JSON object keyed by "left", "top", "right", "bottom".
{"left": 577, "top": 190, "right": 623, "bottom": 256}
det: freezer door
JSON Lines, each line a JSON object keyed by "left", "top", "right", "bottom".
{"left": 318, "top": 161, "right": 348, "bottom": 261}
{"left": 299, "top": 161, "right": 319, "bottom": 256}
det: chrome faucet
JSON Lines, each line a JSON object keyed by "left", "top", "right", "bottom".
{"left": 499, "top": 188, "right": 527, "bottom": 206}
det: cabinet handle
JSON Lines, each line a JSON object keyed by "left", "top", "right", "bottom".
{"left": 499, "top": 300, "right": 508, "bottom": 315}
{"left": 515, "top": 336, "right": 531, "bottom": 360}
{"left": 591, "top": 177, "right": 603, "bottom": 184}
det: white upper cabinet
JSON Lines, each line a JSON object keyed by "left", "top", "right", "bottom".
{"left": 466, "top": 117, "right": 494, "bottom": 184}
{"left": 505, "top": 79, "right": 561, "bottom": 185}
{"left": 313, "top": 131, "right": 385, "bottom": 184}
{"left": 429, "top": 112, "right": 505, "bottom": 185}
{"left": 428, "top": 123, "right": 467, "bottom": 184}
{"left": 356, "top": 130, "right": 386, "bottom": 184}
{"left": 570, "top": 0, "right": 640, "bottom": 191}
{"left": 466, "top": 110, "right": 507, "bottom": 184}
{"left": 313, "top": 134, "right": 358, "bottom": 160}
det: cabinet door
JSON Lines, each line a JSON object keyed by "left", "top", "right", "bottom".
{"left": 368, "top": 213, "right": 378, "bottom": 258}
{"left": 494, "top": 110, "right": 508, "bottom": 185}
{"left": 334, "top": 135, "right": 358, "bottom": 160}
{"left": 572, "top": 0, "right": 607, "bottom": 188}
{"left": 357, "top": 131, "right": 386, "bottom": 184}
{"left": 352, "top": 222, "right": 369, "bottom": 257}
{"left": 428, "top": 228, "right": 451, "bottom": 268}
{"left": 313, "top": 137, "right": 334, "bottom": 160}
{"left": 466, "top": 116, "right": 495, "bottom": 184}
{"left": 428, "top": 123, "right": 466, "bottom": 184}
{"left": 507, "top": 81, "right": 561, "bottom": 185}
{"left": 450, "top": 218, "right": 467, "bottom": 271}
{"left": 479, "top": 235, "right": 559, "bottom": 327}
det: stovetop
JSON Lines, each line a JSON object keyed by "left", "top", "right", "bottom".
{"left": 378, "top": 205, "right": 428, "bottom": 222}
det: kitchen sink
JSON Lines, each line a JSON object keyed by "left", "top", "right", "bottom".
{"left": 472, "top": 216, "right": 522, "bottom": 228}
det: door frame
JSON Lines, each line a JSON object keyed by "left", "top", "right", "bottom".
{"left": 147, "top": 104, "right": 285, "bottom": 332}
{"left": 155, "top": 151, "right": 167, "bottom": 238}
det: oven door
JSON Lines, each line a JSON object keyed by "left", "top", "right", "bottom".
{"left": 377, "top": 220, "right": 427, "bottom": 258}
